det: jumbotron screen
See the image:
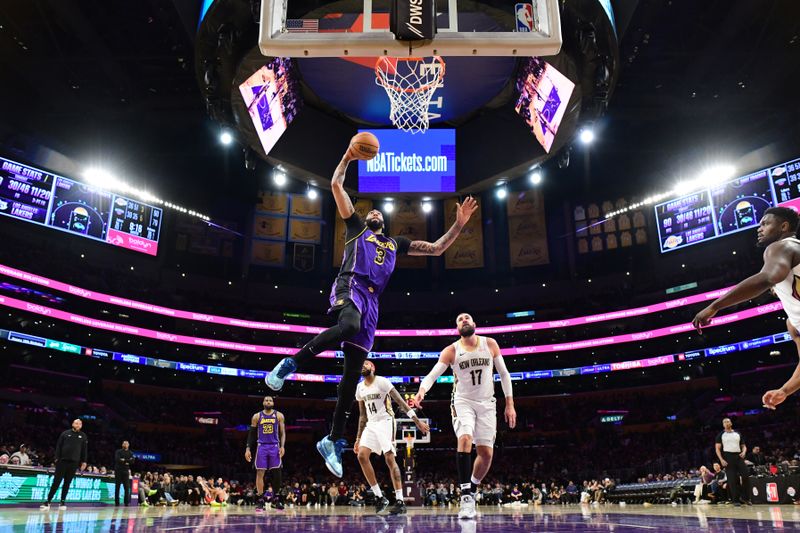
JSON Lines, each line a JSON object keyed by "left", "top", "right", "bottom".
{"left": 655, "top": 156, "right": 800, "bottom": 253}
{"left": 514, "top": 57, "right": 575, "bottom": 153}
{"left": 238, "top": 57, "right": 302, "bottom": 156}
{"left": 357, "top": 129, "right": 456, "bottom": 193}
{"left": 0, "top": 156, "right": 162, "bottom": 255}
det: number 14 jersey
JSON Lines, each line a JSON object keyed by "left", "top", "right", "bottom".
{"left": 356, "top": 375, "right": 395, "bottom": 423}
{"left": 451, "top": 336, "right": 495, "bottom": 402}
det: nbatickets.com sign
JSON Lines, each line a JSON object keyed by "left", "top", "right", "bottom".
{"left": 365, "top": 153, "right": 448, "bottom": 173}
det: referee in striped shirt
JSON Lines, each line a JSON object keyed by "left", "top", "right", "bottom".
{"left": 715, "top": 418, "right": 751, "bottom": 506}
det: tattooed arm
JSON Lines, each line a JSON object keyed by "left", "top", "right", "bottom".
{"left": 355, "top": 400, "right": 368, "bottom": 439}
{"left": 331, "top": 152, "right": 355, "bottom": 219}
{"left": 407, "top": 196, "right": 478, "bottom": 256}
{"left": 354, "top": 400, "right": 368, "bottom": 453}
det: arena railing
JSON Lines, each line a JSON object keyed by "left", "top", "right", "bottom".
{"left": 0, "top": 263, "right": 734, "bottom": 336}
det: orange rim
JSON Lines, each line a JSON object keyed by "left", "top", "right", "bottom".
{"left": 375, "top": 56, "right": 446, "bottom": 94}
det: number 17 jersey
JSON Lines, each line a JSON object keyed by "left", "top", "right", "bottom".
{"left": 451, "top": 336, "right": 495, "bottom": 402}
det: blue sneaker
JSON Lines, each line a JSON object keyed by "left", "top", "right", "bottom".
{"left": 265, "top": 357, "right": 297, "bottom": 391}
{"left": 316, "top": 436, "right": 346, "bottom": 478}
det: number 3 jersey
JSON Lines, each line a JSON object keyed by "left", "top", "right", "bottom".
{"left": 332, "top": 213, "right": 411, "bottom": 300}
{"left": 356, "top": 375, "right": 395, "bottom": 423}
{"left": 451, "top": 336, "right": 496, "bottom": 402}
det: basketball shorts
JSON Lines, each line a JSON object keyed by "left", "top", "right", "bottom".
{"left": 255, "top": 443, "right": 281, "bottom": 470}
{"left": 329, "top": 278, "right": 379, "bottom": 353}
{"left": 451, "top": 396, "right": 497, "bottom": 447}
{"left": 359, "top": 418, "right": 396, "bottom": 456}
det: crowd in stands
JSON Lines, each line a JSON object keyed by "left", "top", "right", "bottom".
{"left": 3, "top": 363, "right": 800, "bottom": 508}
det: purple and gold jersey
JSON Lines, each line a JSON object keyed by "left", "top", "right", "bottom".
{"left": 257, "top": 410, "right": 279, "bottom": 445}
{"left": 332, "top": 214, "right": 410, "bottom": 300}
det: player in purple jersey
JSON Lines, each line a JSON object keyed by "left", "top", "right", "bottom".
{"left": 245, "top": 396, "right": 285, "bottom": 511}
{"left": 266, "top": 146, "right": 478, "bottom": 478}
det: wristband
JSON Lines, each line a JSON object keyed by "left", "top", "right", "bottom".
{"left": 407, "top": 409, "right": 417, "bottom": 419}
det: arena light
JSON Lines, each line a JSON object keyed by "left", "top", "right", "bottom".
{"left": 673, "top": 164, "right": 736, "bottom": 196}
{"left": 529, "top": 171, "right": 543, "bottom": 185}
{"left": 273, "top": 171, "right": 287, "bottom": 187}
{"left": 383, "top": 200, "right": 395, "bottom": 213}
{"left": 495, "top": 185, "right": 508, "bottom": 200}
{"left": 697, "top": 164, "right": 736, "bottom": 186}
{"left": 579, "top": 127, "right": 595, "bottom": 145}
{"left": 306, "top": 188, "right": 318, "bottom": 200}
{"left": 421, "top": 201, "right": 432, "bottom": 213}
{"left": 83, "top": 168, "right": 121, "bottom": 189}
{"left": 219, "top": 129, "right": 234, "bottom": 146}
{"left": 84, "top": 167, "right": 210, "bottom": 221}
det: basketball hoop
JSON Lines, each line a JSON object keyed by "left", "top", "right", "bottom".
{"left": 375, "top": 56, "right": 445, "bottom": 134}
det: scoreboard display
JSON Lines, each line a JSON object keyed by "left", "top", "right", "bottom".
{"left": 0, "top": 156, "right": 162, "bottom": 255}
{"left": 656, "top": 157, "right": 800, "bottom": 253}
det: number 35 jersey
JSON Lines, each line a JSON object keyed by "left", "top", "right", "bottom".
{"left": 451, "top": 336, "right": 495, "bottom": 402}
{"left": 356, "top": 375, "right": 395, "bottom": 424}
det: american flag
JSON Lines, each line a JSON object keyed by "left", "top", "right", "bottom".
{"left": 286, "top": 19, "right": 319, "bottom": 33}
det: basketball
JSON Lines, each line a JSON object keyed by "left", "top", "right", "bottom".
{"left": 349, "top": 132, "right": 380, "bottom": 160}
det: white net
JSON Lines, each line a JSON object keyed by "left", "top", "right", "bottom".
{"left": 375, "top": 56, "right": 445, "bottom": 134}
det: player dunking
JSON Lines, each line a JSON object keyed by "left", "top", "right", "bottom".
{"left": 354, "top": 360, "right": 429, "bottom": 515}
{"left": 245, "top": 396, "right": 285, "bottom": 511}
{"left": 266, "top": 146, "right": 478, "bottom": 477}
{"left": 693, "top": 207, "right": 800, "bottom": 410}
{"left": 414, "top": 313, "right": 516, "bottom": 519}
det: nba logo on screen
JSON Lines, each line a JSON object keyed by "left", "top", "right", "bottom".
{"left": 515, "top": 3, "right": 534, "bottom": 32}
{"left": 766, "top": 482, "right": 779, "bottom": 502}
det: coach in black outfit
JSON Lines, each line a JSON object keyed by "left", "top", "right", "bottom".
{"left": 41, "top": 419, "right": 88, "bottom": 510}
{"left": 715, "top": 418, "right": 750, "bottom": 506}
{"left": 114, "top": 440, "right": 134, "bottom": 506}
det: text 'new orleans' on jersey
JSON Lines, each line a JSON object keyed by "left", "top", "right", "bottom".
{"left": 451, "top": 336, "right": 496, "bottom": 402}
{"left": 356, "top": 375, "right": 395, "bottom": 423}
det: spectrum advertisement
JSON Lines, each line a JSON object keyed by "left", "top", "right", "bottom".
{"left": 0, "top": 156, "right": 162, "bottom": 255}
{"left": 357, "top": 129, "right": 455, "bottom": 193}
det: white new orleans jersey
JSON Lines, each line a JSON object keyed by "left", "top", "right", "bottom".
{"left": 355, "top": 375, "right": 395, "bottom": 423}
{"left": 451, "top": 335, "right": 495, "bottom": 402}
{"left": 772, "top": 237, "right": 800, "bottom": 329}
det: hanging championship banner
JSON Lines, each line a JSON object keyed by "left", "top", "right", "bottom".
{"left": 508, "top": 189, "right": 549, "bottom": 267}
{"left": 288, "top": 218, "right": 322, "bottom": 243}
{"left": 289, "top": 194, "right": 322, "bottom": 219}
{"left": 175, "top": 218, "right": 237, "bottom": 257}
{"left": 256, "top": 191, "right": 289, "bottom": 215}
{"left": 333, "top": 198, "right": 373, "bottom": 267}
{"left": 444, "top": 197, "right": 484, "bottom": 269}
{"left": 391, "top": 201, "right": 427, "bottom": 269}
{"left": 253, "top": 214, "right": 287, "bottom": 241}
{"left": 251, "top": 240, "right": 285, "bottom": 266}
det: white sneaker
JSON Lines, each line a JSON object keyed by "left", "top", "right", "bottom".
{"left": 458, "top": 495, "right": 477, "bottom": 519}
{"left": 58, "top": 505, "right": 67, "bottom": 510}
{"left": 39, "top": 504, "right": 50, "bottom": 511}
